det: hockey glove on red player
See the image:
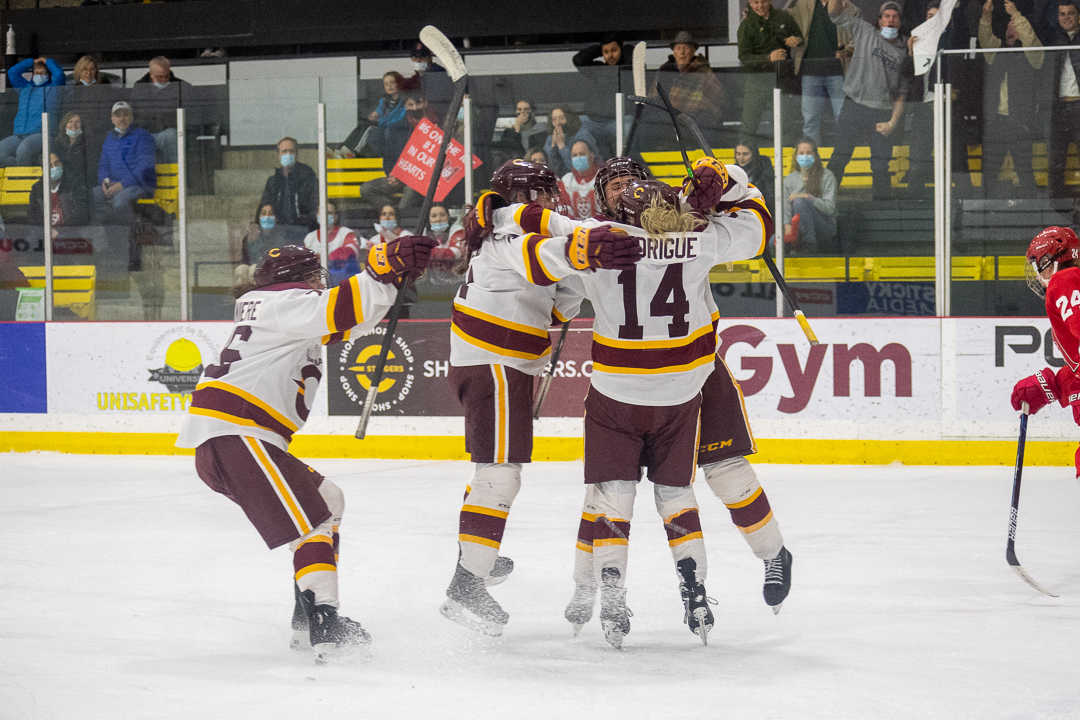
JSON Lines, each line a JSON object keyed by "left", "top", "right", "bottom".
{"left": 566, "top": 225, "right": 643, "bottom": 271}
{"left": 682, "top": 156, "right": 732, "bottom": 214}
{"left": 1011, "top": 367, "right": 1061, "bottom": 415}
{"left": 365, "top": 235, "right": 438, "bottom": 285}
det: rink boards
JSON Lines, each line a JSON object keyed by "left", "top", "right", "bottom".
{"left": 0, "top": 318, "right": 1076, "bottom": 465}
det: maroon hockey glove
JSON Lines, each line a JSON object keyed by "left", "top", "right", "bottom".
{"left": 1010, "top": 367, "right": 1060, "bottom": 415}
{"left": 682, "top": 156, "right": 731, "bottom": 214}
{"left": 366, "top": 235, "right": 438, "bottom": 284}
{"left": 566, "top": 225, "right": 643, "bottom": 271}
{"left": 462, "top": 191, "right": 509, "bottom": 247}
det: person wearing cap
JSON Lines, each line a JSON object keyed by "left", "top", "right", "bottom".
{"left": 0, "top": 56, "right": 65, "bottom": 168}
{"left": 657, "top": 32, "right": 725, "bottom": 143}
{"left": 93, "top": 101, "right": 156, "bottom": 221}
{"left": 738, "top": 0, "right": 803, "bottom": 137}
{"left": 400, "top": 41, "right": 446, "bottom": 92}
{"left": 825, "top": 0, "right": 911, "bottom": 200}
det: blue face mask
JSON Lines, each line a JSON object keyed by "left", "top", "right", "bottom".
{"left": 153, "top": 81, "right": 169, "bottom": 90}
{"left": 456, "top": 107, "right": 465, "bottom": 121}
{"left": 327, "top": 213, "right": 337, "bottom": 227}
{"left": 280, "top": 152, "right": 296, "bottom": 168}
{"left": 431, "top": 221, "right": 449, "bottom": 233}
{"left": 880, "top": 26, "right": 898, "bottom": 39}
{"left": 66, "top": 128, "right": 82, "bottom": 139}
{"left": 80, "top": 78, "right": 94, "bottom": 86}
{"left": 381, "top": 218, "right": 397, "bottom": 230}
{"left": 796, "top": 154, "right": 815, "bottom": 169}
{"left": 572, "top": 156, "right": 590, "bottom": 173}
{"left": 49, "top": 166, "right": 62, "bottom": 182}
{"left": 259, "top": 216, "right": 276, "bottom": 230}
{"left": 32, "top": 74, "right": 47, "bottom": 86}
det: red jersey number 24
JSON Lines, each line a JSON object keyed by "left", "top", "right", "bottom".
{"left": 1055, "top": 289, "right": 1080, "bottom": 321}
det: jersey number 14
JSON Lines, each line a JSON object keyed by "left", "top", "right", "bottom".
{"left": 617, "top": 265, "right": 690, "bottom": 340}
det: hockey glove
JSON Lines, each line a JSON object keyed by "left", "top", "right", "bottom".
{"left": 682, "top": 156, "right": 732, "bottom": 214}
{"left": 1010, "top": 367, "right": 1061, "bottom": 415}
{"left": 463, "top": 191, "right": 509, "bottom": 245}
{"left": 365, "top": 235, "right": 438, "bottom": 285}
{"left": 566, "top": 225, "right": 643, "bottom": 271}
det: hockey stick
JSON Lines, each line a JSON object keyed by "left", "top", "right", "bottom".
{"left": 624, "top": 41, "right": 648, "bottom": 155}
{"left": 532, "top": 321, "right": 571, "bottom": 420}
{"left": 355, "top": 26, "right": 468, "bottom": 439}
{"left": 1006, "top": 401, "right": 1058, "bottom": 596}
{"left": 645, "top": 83, "right": 819, "bottom": 347}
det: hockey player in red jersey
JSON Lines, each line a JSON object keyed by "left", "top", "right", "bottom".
{"left": 1012, "top": 226, "right": 1080, "bottom": 475}
{"left": 176, "top": 238, "right": 436, "bottom": 663}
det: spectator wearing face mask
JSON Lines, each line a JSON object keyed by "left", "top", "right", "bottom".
{"left": 94, "top": 101, "right": 156, "bottom": 222}
{"left": 302, "top": 201, "right": 363, "bottom": 284}
{"left": 499, "top": 100, "right": 548, "bottom": 155}
{"left": 259, "top": 137, "right": 319, "bottom": 243}
{"left": 234, "top": 204, "right": 287, "bottom": 295}
{"left": 69, "top": 55, "right": 110, "bottom": 86}
{"left": 423, "top": 203, "right": 465, "bottom": 286}
{"left": 400, "top": 41, "right": 446, "bottom": 92}
{"left": 133, "top": 56, "right": 190, "bottom": 164}
{"left": 826, "top": 0, "right": 911, "bottom": 200}
{"left": 53, "top": 112, "right": 95, "bottom": 197}
{"left": 782, "top": 138, "right": 838, "bottom": 250}
{"left": 557, "top": 140, "right": 602, "bottom": 220}
{"left": 0, "top": 56, "right": 65, "bottom": 168}
{"left": 29, "top": 152, "right": 91, "bottom": 230}
{"left": 365, "top": 204, "right": 414, "bottom": 247}
{"left": 544, "top": 108, "right": 598, "bottom": 177}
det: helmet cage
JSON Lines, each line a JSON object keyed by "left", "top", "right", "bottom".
{"left": 594, "top": 158, "right": 649, "bottom": 220}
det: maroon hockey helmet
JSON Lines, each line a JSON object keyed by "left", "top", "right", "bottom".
{"left": 619, "top": 180, "right": 683, "bottom": 228}
{"left": 254, "top": 245, "right": 326, "bottom": 289}
{"left": 594, "top": 156, "right": 649, "bottom": 220}
{"left": 1025, "top": 226, "right": 1080, "bottom": 297}
{"left": 490, "top": 159, "right": 560, "bottom": 204}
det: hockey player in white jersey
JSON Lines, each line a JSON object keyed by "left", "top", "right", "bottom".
{"left": 176, "top": 238, "right": 436, "bottom": 662}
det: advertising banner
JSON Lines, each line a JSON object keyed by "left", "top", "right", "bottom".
{"left": 389, "top": 118, "right": 483, "bottom": 202}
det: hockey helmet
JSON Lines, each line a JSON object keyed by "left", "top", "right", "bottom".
{"left": 490, "top": 159, "right": 561, "bottom": 205}
{"left": 1025, "top": 226, "right": 1080, "bottom": 297}
{"left": 619, "top": 180, "right": 683, "bottom": 228}
{"left": 594, "top": 156, "right": 650, "bottom": 220}
{"left": 254, "top": 245, "right": 326, "bottom": 289}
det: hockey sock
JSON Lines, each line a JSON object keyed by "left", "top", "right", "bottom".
{"left": 573, "top": 485, "right": 600, "bottom": 587}
{"left": 458, "top": 463, "right": 521, "bottom": 578}
{"left": 293, "top": 533, "right": 338, "bottom": 608}
{"left": 591, "top": 480, "right": 636, "bottom": 588}
{"left": 654, "top": 483, "right": 707, "bottom": 582}
{"left": 702, "top": 457, "right": 784, "bottom": 560}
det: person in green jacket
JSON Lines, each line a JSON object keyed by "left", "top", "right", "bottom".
{"left": 738, "top": 0, "right": 803, "bottom": 137}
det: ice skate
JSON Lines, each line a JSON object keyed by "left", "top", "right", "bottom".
{"left": 440, "top": 561, "right": 509, "bottom": 637}
{"left": 599, "top": 567, "right": 630, "bottom": 649}
{"left": 484, "top": 556, "right": 514, "bottom": 587}
{"left": 298, "top": 589, "right": 372, "bottom": 664}
{"left": 564, "top": 582, "right": 597, "bottom": 636}
{"left": 677, "top": 558, "right": 715, "bottom": 646}
{"left": 290, "top": 582, "right": 310, "bottom": 651}
{"left": 763, "top": 546, "right": 793, "bottom": 614}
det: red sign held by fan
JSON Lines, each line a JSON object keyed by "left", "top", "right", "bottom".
{"left": 390, "top": 118, "right": 482, "bottom": 202}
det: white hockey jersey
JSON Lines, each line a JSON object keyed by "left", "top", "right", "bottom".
{"left": 558, "top": 166, "right": 600, "bottom": 220}
{"left": 492, "top": 168, "right": 771, "bottom": 405}
{"left": 176, "top": 273, "right": 397, "bottom": 451}
{"left": 303, "top": 224, "right": 361, "bottom": 259}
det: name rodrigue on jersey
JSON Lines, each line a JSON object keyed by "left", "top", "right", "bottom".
{"left": 634, "top": 233, "right": 701, "bottom": 264}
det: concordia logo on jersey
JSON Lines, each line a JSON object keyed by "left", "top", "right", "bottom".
{"left": 335, "top": 329, "right": 416, "bottom": 413}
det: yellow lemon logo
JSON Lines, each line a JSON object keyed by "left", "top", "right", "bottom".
{"left": 349, "top": 344, "right": 403, "bottom": 392}
{"left": 164, "top": 338, "right": 202, "bottom": 372}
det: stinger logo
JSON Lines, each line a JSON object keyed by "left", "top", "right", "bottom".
{"left": 335, "top": 330, "right": 416, "bottom": 413}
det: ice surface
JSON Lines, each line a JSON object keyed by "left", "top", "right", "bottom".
{"left": 2, "top": 454, "right": 1079, "bottom": 719}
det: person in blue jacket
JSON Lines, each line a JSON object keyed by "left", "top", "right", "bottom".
{"left": 94, "top": 101, "right": 156, "bottom": 222}
{"left": 0, "top": 56, "right": 65, "bottom": 167}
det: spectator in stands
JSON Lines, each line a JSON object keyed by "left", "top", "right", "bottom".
{"left": 259, "top": 136, "right": 318, "bottom": 243}
{"left": 558, "top": 140, "right": 602, "bottom": 220}
{"left": 826, "top": 0, "right": 911, "bottom": 199}
{"left": 367, "top": 71, "right": 408, "bottom": 170}
{"left": 400, "top": 41, "right": 446, "bottom": 92}
{"left": 358, "top": 174, "right": 421, "bottom": 214}
{"left": 544, "top": 108, "right": 598, "bottom": 177}
{"left": 303, "top": 201, "right": 362, "bottom": 285}
{"left": 657, "top": 32, "right": 725, "bottom": 143}
{"left": 735, "top": 138, "right": 776, "bottom": 214}
{"left": 133, "top": 56, "right": 189, "bottom": 164}
{"left": 738, "top": 0, "right": 803, "bottom": 137}
{"left": 70, "top": 56, "right": 110, "bottom": 86}
{"left": 978, "top": 0, "right": 1044, "bottom": 197}
{"left": 1049, "top": 0, "right": 1080, "bottom": 197}
{"left": 365, "top": 204, "right": 413, "bottom": 247}
{"left": 782, "top": 138, "right": 838, "bottom": 251}
{"left": 30, "top": 152, "right": 91, "bottom": 230}
{"left": 573, "top": 34, "right": 635, "bottom": 158}
{"left": 499, "top": 100, "right": 548, "bottom": 155}
{"left": 424, "top": 203, "right": 464, "bottom": 286}
{"left": 94, "top": 101, "right": 156, "bottom": 222}
{"left": 234, "top": 204, "right": 287, "bottom": 295}
{"left": 0, "top": 56, "right": 65, "bottom": 168}
{"left": 526, "top": 147, "right": 549, "bottom": 165}
{"left": 790, "top": 0, "right": 849, "bottom": 143}
{"left": 53, "top": 113, "right": 93, "bottom": 195}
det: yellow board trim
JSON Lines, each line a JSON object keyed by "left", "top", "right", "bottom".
{"left": 459, "top": 533, "right": 501, "bottom": 548}
{"left": 295, "top": 563, "right": 337, "bottom": 580}
{"left": 1, "top": 434, "right": 1076, "bottom": 467}
{"left": 461, "top": 503, "right": 509, "bottom": 520}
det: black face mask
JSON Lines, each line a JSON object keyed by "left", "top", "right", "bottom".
{"left": 408, "top": 109, "right": 424, "bottom": 120}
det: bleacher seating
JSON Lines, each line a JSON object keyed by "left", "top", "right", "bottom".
{"left": 327, "top": 157, "right": 386, "bottom": 199}
{"left": 20, "top": 265, "right": 96, "bottom": 320}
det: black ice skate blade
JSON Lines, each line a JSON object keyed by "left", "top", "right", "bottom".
{"left": 312, "top": 640, "right": 373, "bottom": 665}
{"left": 439, "top": 598, "right": 505, "bottom": 637}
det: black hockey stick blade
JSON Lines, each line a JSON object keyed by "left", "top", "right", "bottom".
{"left": 355, "top": 30, "right": 468, "bottom": 439}
{"left": 1005, "top": 403, "right": 1058, "bottom": 596}
{"left": 532, "top": 322, "right": 571, "bottom": 420}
